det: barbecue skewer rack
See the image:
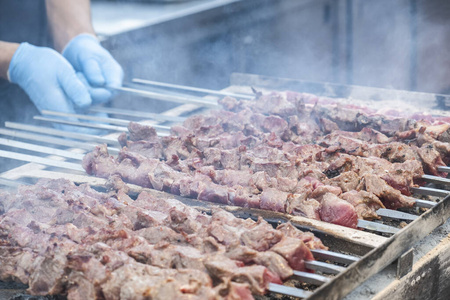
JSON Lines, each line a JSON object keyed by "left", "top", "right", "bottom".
{"left": 1, "top": 73, "right": 450, "bottom": 300}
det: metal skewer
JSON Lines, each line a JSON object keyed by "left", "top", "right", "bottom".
{"left": 414, "top": 198, "right": 436, "bottom": 209}
{"left": 437, "top": 166, "right": 450, "bottom": 173}
{"left": 41, "top": 110, "right": 171, "bottom": 131}
{"left": 112, "top": 86, "right": 220, "bottom": 108}
{"left": 0, "top": 137, "right": 84, "bottom": 160}
{"left": 410, "top": 186, "right": 449, "bottom": 198}
{"left": 5, "top": 122, "right": 119, "bottom": 146}
{"left": 89, "top": 106, "right": 186, "bottom": 123}
{"left": 310, "top": 249, "right": 359, "bottom": 265}
{"left": 132, "top": 78, "right": 254, "bottom": 100}
{"left": 268, "top": 283, "right": 312, "bottom": 298}
{"left": 357, "top": 219, "right": 400, "bottom": 234}
{"left": 0, "top": 178, "right": 31, "bottom": 188}
{"left": 375, "top": 208, "right": 418, "bottom": 221}
{"left": 305, "top": 260, "right": 346, "bottom": 274}
{"left": 0, "top": 149, "right": 85, "bottom": 172}
{"left": 422, "top": 174, "right": 450, "bottom": 186}
{"left": 292, "top": 270, "right": 331, "bottom": 286}
{"left": 34, "top": 116, "right": 129, "bottom": 132}
{"left": 0, "top": 128, "right": 114, "bottom": 153}
{"left": 34, "top": 116, "right": 171, "bottom": 137}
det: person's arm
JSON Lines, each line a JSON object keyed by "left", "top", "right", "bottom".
{"left": 2, "top": 1, "right": 95, "bottom": 79}
{"left": 2, "top": 1, "right": 115, "bottom": 134}
{"left": 46, "top": 0, "right": 95, "bottom": 52}
{"left": 46, "top": 0, "right": 123, "bottom": 103}
{"left": 0, "top": 41, "right": 19, "bottom": 80}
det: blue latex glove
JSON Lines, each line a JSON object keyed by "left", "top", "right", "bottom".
{"left": 73, "top": 72, "right": 110, "bottom": 136}
{"left": 63, "top": 34, "right": 123, "bottom": 104}
{"left": 8, "top": 42, "right": 92, "bottom": 114}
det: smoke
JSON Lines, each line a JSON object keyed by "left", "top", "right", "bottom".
{"left": 99, "top": 0, "right": 450, "bottom": 103}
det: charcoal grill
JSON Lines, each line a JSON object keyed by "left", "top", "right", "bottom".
{"left": 0, "top": 73, "right": 450, "bottom": 300}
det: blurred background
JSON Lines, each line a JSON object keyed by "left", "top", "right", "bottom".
{"left": 92, "top": 0, "right": 450, "bottom": 96}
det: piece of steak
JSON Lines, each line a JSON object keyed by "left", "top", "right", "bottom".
{"left": 341, "top": 190, "right": 385, "bottom": 220}
{"left": 359, "top": 174, "right": 415, "bottom": 209}
{"left": 319, "top": 193, "right": 358, "bottom": 228}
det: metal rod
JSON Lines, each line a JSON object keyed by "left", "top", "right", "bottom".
{"left": 41, "top": 110, "right": 171, "bottom": 131}
{"left": 34, "top": 116, "right": 128, "bottom": 132}
{"left": 422, "top": 174, "right": 450, "bottom": 186}
{"left": 357, "top": 219, "right": 400, "bottom": 234}
{"left": 410, "top": 186, "right": 450, "bottom": 198}
{"left": 292, "top": 270, "right": 331, "bottom": 286}
{"left": 310, "top": 249, "right": 359, "bottom": 265}
{"left": 437, "top": 166, "right": 450, "bottom": 173}
{"left": 132, "top": 78, "right": 254, "bottom": 100}
{"left": 112, "top": 86, "right": 220, "bottom": 108}
{"left": 0, "top": 128, "right": 94, "bottom": 151}
{"left": 89, "top": 106, "right": 186, "bottom": 123}
{"left": 0, "top": 178, "right": 30, "bottom": 188}
{"left": 34, "top": 116, "right": 170, "bottom": 137}
{"left": 0, "top": 149, "right": 84, "bottom": 172}
{"left": 0, "top": 128, "right": 120, "bottom": 155}
{"left": 376, "top": 208, "right": 418, "bottom": 221}
{"left": 414, "top": 198, "right": 436, "bottom": 209}
{"left": 268, "top": 283, "right": 313, "bottom": 299}
{"left": 5, "top": 122, "right": 119, "bottom": 146}
{"left": 304, "top": 260, "right": 346, "bottom": 275}
{"left": 0, "top": 137, "right": 84, "bottom": 160}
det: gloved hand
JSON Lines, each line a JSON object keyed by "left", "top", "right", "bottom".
{"left": 8, "top": 42, "right": 92, "bottom": 114}
{"left": 63, "top": 34, "right": 123, "bottom": 104}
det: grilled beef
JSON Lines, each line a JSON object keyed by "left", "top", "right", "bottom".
{"left": 0, "top": 178, "right": 324, "bottom": 299}
{"left": 83, "top": 91, "right": 449, "bottom": 228}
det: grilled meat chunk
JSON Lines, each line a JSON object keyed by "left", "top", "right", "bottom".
{"left": 0, "top": 179, "right": 324, "bottom": 299}
{"left": 83, "top": 90, "right": 448, "bottom": 229}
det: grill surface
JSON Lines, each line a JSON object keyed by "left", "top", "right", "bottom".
{"left": 0, "top": 73, "right": 450, "bottom": 299}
